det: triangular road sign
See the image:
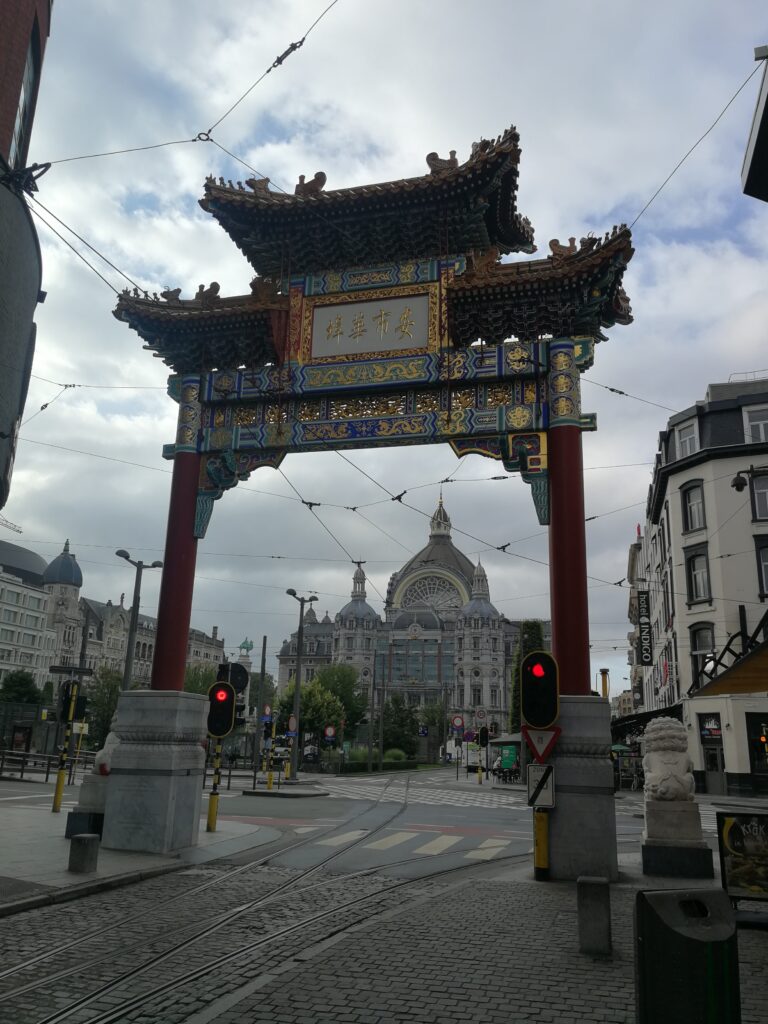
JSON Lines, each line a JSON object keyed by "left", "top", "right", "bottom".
{"left": 522, "top": 725, "right": 562, "bottom": 764}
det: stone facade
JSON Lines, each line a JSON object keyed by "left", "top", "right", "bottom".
{"left": 0, "top": 539, "right": 223, "bottom": 692}
{"left": 278, "top": 500, "right": 551, "bottom": 733}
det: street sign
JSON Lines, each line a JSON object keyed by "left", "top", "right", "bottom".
{"left": 527, "top": 764, "right": 555, "bottom": 808}
{"left": 475, "top": 709, "right": 487, "bottom": 720}
{"left": 50, "top": 666, "right": 93, "bottom": 675}
{"left": 286, "top": 713, "right": 297, "bottom": 738}
{"left": 324, "top": 725, "right": 336, "bottom": 740}
{"left": 229, "top": 662, "right": 249, "bottom": 693}
{"left": 451, "top": 715, "right": 464, "bottom": 729}
{"left": 418, "top": 725, "right": 428, "bottom": 737}
{"left": 521, "top": 725, "right": 562, "bottom": 765}
{"left": 264, "top": 704, "right": 271, "bottom": 716}
{"left": 72, "top": 722, "right": 89, "bottom": 736}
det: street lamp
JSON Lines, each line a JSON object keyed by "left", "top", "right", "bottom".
{"left": 116, "top": 550, "right": 163, "bottom": 692}
{"left": 287, "top": 588, "right": 318, "bottom": 778}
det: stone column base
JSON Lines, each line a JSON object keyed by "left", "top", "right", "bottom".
{"left": 547, "top": 696, "right": 618, "bottom": 881}
{"left": 641, "top": 841, "right": 714, "bottom": 878}
{"left": 101, "top": 690, "right": 207, "bottom": 854}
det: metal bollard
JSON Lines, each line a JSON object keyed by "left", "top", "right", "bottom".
{"left": 577, "top": 876, "right": 612, "bottom": 956}
{"left": 68, "top": 833, "right": 100, "bottom": 874}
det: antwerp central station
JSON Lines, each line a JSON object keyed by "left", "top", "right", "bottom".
{"left": 277, "top": 499, "right": 550, "bottom": 735}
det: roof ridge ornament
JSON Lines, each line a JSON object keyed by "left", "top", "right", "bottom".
{"left": 295, "top": 171, "right": 327, "bottom": 196}
{"left": 426, "top": 150, "right": 458, "bottom": 174}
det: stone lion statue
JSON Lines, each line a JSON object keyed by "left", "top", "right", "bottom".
{"left": 642, "top": 717, "right": 695, "bottom": 801}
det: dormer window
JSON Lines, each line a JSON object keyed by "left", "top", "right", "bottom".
{"left": 676, "top": 422, "right": 697, "bottom": 458}
{"left": 744, "top": 405, "right": 768, "bottom": 443}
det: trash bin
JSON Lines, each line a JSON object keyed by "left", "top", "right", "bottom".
{"left": 634, "top": 888, "right": 740, "bottom": 1024}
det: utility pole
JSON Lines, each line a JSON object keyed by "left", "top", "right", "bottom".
{"left": 367, "top": 653, "right": 376, "bottom": 773}
{"left": 252, "top": 635, "right": 267, "bottom": 774}
{"left": 286, "top": 589, "right": 317, "bottom": 779}
{"left": 116, "top": 550, "right": 163, "bottom": 691}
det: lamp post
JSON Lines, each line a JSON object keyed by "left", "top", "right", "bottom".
{"left": 286, "top": 588, "right": 317, "bottom": 779}
{"left": 116, "top": 550, "right": 163, "bottom": 692}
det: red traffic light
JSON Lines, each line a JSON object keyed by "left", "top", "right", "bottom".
{"left": 214, "top": 687, "right": 228, "bottom": 702}
{"left": 207, "top": 681, "right": 236, "bottom": 737}
{"left": 531, "top": 662, "right": 545, "bottom": 678}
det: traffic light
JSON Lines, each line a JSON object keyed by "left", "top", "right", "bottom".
{"left": 520, "top": 651, "right": 559, "bottom": 729}
{"left": 207, "top": 681, "right": 236, "bottom": 738}
{"left": 761, "top": 723, "right": 767, "bottom": 753}
{"left": 478, "top": 726, "right": 489, "bottom": 747}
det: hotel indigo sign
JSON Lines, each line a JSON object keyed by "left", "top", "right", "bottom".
{"left": 637, "top": 590, "right": 653, "bottom": 666}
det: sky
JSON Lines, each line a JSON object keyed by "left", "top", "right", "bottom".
{"left": 6, "top": 0, "right": 768, "bottom": 693}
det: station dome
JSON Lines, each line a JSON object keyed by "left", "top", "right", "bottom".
{"left": 43, "top": 539, "right": 83, "bottom": 588}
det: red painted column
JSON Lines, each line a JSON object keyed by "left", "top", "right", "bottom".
{"left": 150, "top": 451, "right": 201, "bottom": 690}
{"left": 548, "top": 423, "right": 591, "bottom": 696}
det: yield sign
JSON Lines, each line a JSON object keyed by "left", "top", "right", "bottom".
{"left": 522, "top": 725, "right": 562, "bottom": 765}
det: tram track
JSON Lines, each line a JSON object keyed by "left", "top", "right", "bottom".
{"left": 0, "top": 772, "right": 415, "bottom": 991}
{"left": 0, "top": 775, "right": 416, "bottom": 1016}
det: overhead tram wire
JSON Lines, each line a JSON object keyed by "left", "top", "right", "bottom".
{"left": 628, "top": 59, "right": 766, "bottom": 229}
{"left": 25, "top": 204, "right": 121, "bottom": 295}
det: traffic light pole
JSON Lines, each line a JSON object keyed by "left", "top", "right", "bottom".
{"left": 52, "top": 682, "right": 78, "bottom": 813}
{"left": 206, "top": 739, "right": 222, "bottom": 832}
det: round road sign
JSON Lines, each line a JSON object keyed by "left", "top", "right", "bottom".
{"left": 451, "top": 715, "right": 464, "bottom": 729}
{"left": 288, "top": 714, "right": 297, "bottom": 732}
{"left": 324, "top": 725, "right": 336, "bottom": 738}
{"left": 475, "top": 709, "right": 487, "bottom": 720}
{"left": 264, "top": 704, "right": 271, "bottom": 716}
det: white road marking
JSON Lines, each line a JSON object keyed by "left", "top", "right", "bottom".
{"left": 364, "top": 831, "right": 417, "bottom": 851}
{"left": 412, "top": 834, "right": 463, "bottom": 856}
{"left": 0, "top": 794, "right": 53, "bottom": 801}
{"left": 294, "top": 826, "right": 323, "bottom": 834}
{"left": 464, "top": 838, "right": 511, "bottom": 860}
{"left": 315, "top": 829, "right": 369, "bottom": 847}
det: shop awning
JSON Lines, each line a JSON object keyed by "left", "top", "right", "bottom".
{"left": 689, "top": 639, "right": 768, "bottom": 698}
{"left": 611, "top": 703, "right": 683, "bottom": 742}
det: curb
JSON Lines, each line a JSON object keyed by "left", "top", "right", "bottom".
{"left": 0, "top": 862, "right": 185, "bottom": 919}
{"left": 240, "top": 788, "right": 328, "bottom": 799}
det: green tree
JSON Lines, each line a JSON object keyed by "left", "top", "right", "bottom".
{"left": 183, "top": 664, "right": 217, "bottom": 695}
{"left": 510, "top": 620, "right": 545, "bottom": 733}
{"left": 88, "top": 667, "right": 122, "bottom": 749}
{"left": 41, "top": 679, "right": 54, "bottom": 704}
{"left": 277, "top": 680, "right": 344, "bottom": 745}
{"left": 421, "top": 700, "right": 447, "bottom": 761}
{"left": 0, "top": 670, "right": 39, "bottom": 704}
{"left": 314, "top": 665, "right": 366, "bottom": 735}
{"left": 382, "top": 693, "right": 419, "bottom": 757}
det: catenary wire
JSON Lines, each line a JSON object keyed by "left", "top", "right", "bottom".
{"left": 629, "top": 60, "right": 766, "bottom": 228}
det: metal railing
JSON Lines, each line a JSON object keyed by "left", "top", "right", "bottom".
{"left": 0, "top": 748, "right": 96, "bottom": 784}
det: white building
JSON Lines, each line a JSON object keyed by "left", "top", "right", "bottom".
{"left": 625, "top": 379, "right": 768, "bottom": 795}
{"left": 0, "top": 544, "right": 57, "bottom": 687}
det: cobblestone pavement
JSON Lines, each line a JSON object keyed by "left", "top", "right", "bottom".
{"left": 0, "top": 858, "right": 765, "bottom": 1024}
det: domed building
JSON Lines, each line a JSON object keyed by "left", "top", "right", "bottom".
{"left": 276, "top": 499, "right": 551, "bottom": 734}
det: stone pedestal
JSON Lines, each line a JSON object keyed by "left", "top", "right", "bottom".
{"left": 642, "top": 800, "right": 714, "bottom": 878}
{"left": 547, "top": 696, "right": 618, "bottom": 881}
{"left": 101, "top": 690, "right": 207, "bottom": 854}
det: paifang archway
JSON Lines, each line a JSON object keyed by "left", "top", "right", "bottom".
{"left": 115, "top": 125, "right": 633, "bottom": 703}
{"left": 113, "top": 125, "right": 634, "bottom": 875}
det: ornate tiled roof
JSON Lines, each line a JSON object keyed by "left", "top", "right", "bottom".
{"left": 448, "top": 227, "right": 634, "bottom": 343}
{"left": 198, "top": 127, "right": 535, "bottom": 276}
{"left": 112, "top": 287, "right": 287, "bottom": 373}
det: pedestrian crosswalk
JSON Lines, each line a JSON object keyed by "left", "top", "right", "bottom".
{"left": 321, "top": 780, "right": 527, "bottom": 811}
{"left": 311, "top": 827, "right": 526, "bottom": 862}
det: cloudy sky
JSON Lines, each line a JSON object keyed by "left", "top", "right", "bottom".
{"left": 7, "top": 0, "right": 768, "bottom": 692}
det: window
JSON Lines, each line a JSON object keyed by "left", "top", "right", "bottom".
{"left": 689, "top": 623, "right": 715, "bottom": 689}
{"left": 345, "top": 637, "right": 353, "bottom": 651}
{"left": 472, "top": 637, "right": 480, "bottom": 651}
{"left": 677, "top": 422, "right": 697, "bottom": 458}
{"left": 457, "top": 637, "right": 463, "bottom": 652}
{"left": 21, "top": 632, "right": 35, "bottom": 646}
{"left": 681, "top": 483, "right": 705, "bottom": 532}
{"left": 491, "top": 638, "right": 498, "bottom": 652}
{"left": 471, "top": 686, "right": 482, "bottom": 706}
{"left": 5, "top": 591, "right": 20, "bottom": 605}
{"left": 2, "top": 610, "right": 18, "bottom": 624}
{"left": 9, "top": 34, "right": 39, "bottom": 168}
{"left": 752, "top": 475, "right": 768, "bottom": 521}
{"left": 684, "top": 545, "right": 710, "bottom": 603}
{"left": 755, "top": 537, "right": 768, "bottom": 598}
{"left": 490, "top": 689, "right": 499, "bottom": 707}
{"left": 744, "top": 406, "right": 768, "bottom": 443}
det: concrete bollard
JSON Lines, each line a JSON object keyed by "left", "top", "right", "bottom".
{"left": 68, "top": 833, "right": 100, "bottom": 874}
{"left": 577, "top": 875, "right": 612, "bottom": 957}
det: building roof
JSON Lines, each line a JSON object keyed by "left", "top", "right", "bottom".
{"left": 0, "top": 540, "right": 47, "bottom": 587}
{"left": 392, "top": 607, "right": 443, "bottom": 630}
{"left": 113, "top": 290, "right": 284, "bottom": 374}
{"left": 390, "top": 501, "right": 475, "bottom": 603}
{"left": 460, "top": 562, "right": 499, "bottom": 619}
{"left": 337, "top": 566, "right": 381, "bottom": 622}
{"left": 447, "top": 226, "right": 634, "bottom": 346}
{"left": 43, "top": 540, "right": 83, "bottom": 588}
{"left": 198, "top": 127, "right": 534, "bottom": 277}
